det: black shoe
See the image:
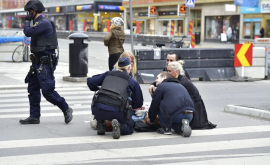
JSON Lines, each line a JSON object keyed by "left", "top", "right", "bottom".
{"left": 164, "top": 127, "right": 172, "bottom": 135}
{"left": 63, "top": 107, "right": 73, "bottom": 124}
{"left": 157, "top": 127, "right": 165, "bottom": 134}
{"left": 157, "top": 126, "right": 172, "bottom": 135}
{"left": 97, "top": 119, "right": 106, "bottom": 135}
{"left": 207, "top": 121, "right": 217, "bottom": 129}
{"left": 19, "top": 117, "right": 40, "bottom": 124}
{"left": 112, "top": 119, "right": 120, "bottom": 139}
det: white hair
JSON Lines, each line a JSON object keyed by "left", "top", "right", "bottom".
{"left": 168, "top": 60, "right": 185, "bottom": 75}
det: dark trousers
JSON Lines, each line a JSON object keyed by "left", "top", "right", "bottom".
{"left": 108, "top": 53, "right": 122, "bottom": 71}
{"left": 27, "top": 62, "right": 69, "bottom": 118}
{"left": 92, "top": 105, "right": 134, "bottom": 135}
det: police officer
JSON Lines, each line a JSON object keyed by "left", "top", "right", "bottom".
{"left": 87, "top": 57, "right": 144, "bottom": 139}
{"left": 19, "top": 0, "right": 73, "bottom": 124}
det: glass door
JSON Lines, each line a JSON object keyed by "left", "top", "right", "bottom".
{"left": 133, "top": 20, "right": 146, "bottom": 34}
{"left": 266, "top": 20, "right": 270, "bottom": 37}
{"left": 253, "top": 22, "right": 261, "bottom": 38}
{"left": 243, "top": 22, "right": 252, "bottom": 39}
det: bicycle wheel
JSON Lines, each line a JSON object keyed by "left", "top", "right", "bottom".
{"left": 12, "top": 45, "right": 25, "bottom": 62}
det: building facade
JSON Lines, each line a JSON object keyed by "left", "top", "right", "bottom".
{"left": 0, "top": 0, "right": 123, "bottom": 32}
{"left": 123, "top": 0, "right": 270, "bottom": 42}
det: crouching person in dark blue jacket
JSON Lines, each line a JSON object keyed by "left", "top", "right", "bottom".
{"left": 147, "top": 72, "right": 195, "bottom": 137}
{"left": 87, "top": 57, "right": 144, "bottom": 139}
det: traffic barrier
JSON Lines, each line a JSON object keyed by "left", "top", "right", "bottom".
{"left": 135, "top": 48, "right": 235, "bottom": 83}
{"left": 235, "top": 47, "right": 265, "bottom": 79}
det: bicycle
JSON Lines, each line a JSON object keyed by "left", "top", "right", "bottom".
{"left": 12, "top": 36, "right": 30, "bottom": 62}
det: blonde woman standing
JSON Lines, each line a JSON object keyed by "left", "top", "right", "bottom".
{"left": 104, "top": 17, "right": 125, "bottom": 71}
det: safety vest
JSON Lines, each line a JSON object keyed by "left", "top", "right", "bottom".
{"left": 30, "top": 17, "right": 58, "bottom": 53}
{"left": 95, "top": 71, "right": 131, "bottom": 111}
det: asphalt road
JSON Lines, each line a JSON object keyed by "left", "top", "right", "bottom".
{"left": 0, "top": 39, "right": 270, "bottom": 164}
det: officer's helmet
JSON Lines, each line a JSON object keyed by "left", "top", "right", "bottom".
{"left": 24, "top": 0, "right": 45, "bottom": 12}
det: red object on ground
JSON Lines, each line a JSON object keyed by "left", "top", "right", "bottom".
{"left": 136, "top": 21, "right": 140, "bottom": 34}
{"left": 8, "top": 20, "right": 11, "bottom": 29}
{"left": 69, "top": 20, "right": 72, "bottom": 31}
{"left": 83, "top": 20, "right": 86, "bottom": 31}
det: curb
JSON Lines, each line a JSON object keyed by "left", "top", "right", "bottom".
{"left": 224, "top": 105, "right": 270, "bottom": 121}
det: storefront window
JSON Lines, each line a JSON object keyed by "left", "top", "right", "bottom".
{"left": 77, "top": 13, "right": 86, "bottom": 32}
{"left": 48, "top": 16, "right": 66, "bottom": 30}
{"left": 133, "top": 20, "right": 145, "bottom": 34}
{"left": 205, "top": 15, "right": 240, "bottom": 42}
{"left": 146, "top": 19, "right": 155, "bottom": 34}
{"left": 0, "top": 14, "right": 2, "bottom": 28}
{"left": 174, "top": 20, "right": 184, "bottom": 36}
{"left": 158, "top": 20, "right": 170, "bottom": 35}
{"left": 86, "top": 13, "right": 94, "bottom": 32}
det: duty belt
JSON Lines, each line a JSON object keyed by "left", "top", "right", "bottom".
{"left": 30, "top": 55, "right": 49, "bottom": 64}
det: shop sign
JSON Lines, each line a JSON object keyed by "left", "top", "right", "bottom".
{"left": 148, "top": 6, "right": 157, "bottom": 17}
{"left": 98, "top": 5, "right": 124, "bottom": 11}
{"left": 243, "top": 18, "right": 261, "bottom": 22}
{"left": 235, "top": 0, "right": 259, "bottom": 7}
{"left": 225, "top": 4, "right": 236, "bottom": 11}
{"left": 240, "top": 6, "right": 261, "bottom": 14}
{"left": 76, "top": 5, "right": 92, "bottom": 11}
{"left": 56, "top": 7, "right": 61, "bottom": 13}
{"left": 64, "top": 6, "right": 76, "bottom": 12}
{"left": 177, "top": 4, "right": 186, "bottom": 16}
{"left": 261, "top": 2, "right": 270, "bottom": 13}
{"left": 158, "top": 11, "right": 177, "bottom": 16}
{"left": 138, "top": 13, "right": 148, "bottom": 17}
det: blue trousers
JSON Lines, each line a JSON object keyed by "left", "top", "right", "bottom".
{"left": 92, "top": 104, "right": 134, "bottom": 135}
{"left": 27, "top": 62, "right": 69, "bottom": 118}
{"left": 159, "top": 112, "right": 193, "bottom": 132}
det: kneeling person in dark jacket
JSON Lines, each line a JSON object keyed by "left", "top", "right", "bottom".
{"left": 147, "top": 72, "right": 194, "bottom": 137}
{"left": 87, "top": 57, "right": 144, "bottom": 139}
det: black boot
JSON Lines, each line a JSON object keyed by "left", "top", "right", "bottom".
{"left": 63, "top": 107, "right": 73, "bottom": 124}
{"left": 97, "top": 119, "right": 106, "bottom": 135}
{"left": 19, "top": 117, "right": 40, "bottom": 124}
{"left": 112, "top": 119, "right": 120, "bottom": 139}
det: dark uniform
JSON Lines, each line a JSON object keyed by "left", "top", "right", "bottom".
{"left": 87, "top": 70, "right": 143, "bottom": 137}
{"left": 20, "top": 0, "right": 72, "bottom": 124}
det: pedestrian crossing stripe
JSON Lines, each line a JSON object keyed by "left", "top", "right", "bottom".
{"left": 0, "top": 137, "right": 270, "bottom": 165}
{"left": 0, "top": 125, "right": 269, "bottom": 149}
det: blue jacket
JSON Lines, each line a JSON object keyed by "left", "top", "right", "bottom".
{"left": 148, "top": 78, "right": 194, "bottom": 126}
{"left": 87, "top": 70, "right": 144, "bottom": 111}
{"left": 24, "top": 15, "right": 55, "bottom": 56}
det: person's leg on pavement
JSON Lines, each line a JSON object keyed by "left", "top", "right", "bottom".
{"left": 171, "top": 112, "right": 193, "bottom": 137}
{"left": 38, "top": 64, "right": 72, "bottom": 124}
{"left": 157, "top": 112, "right": 172, "bottom": 135}
{"left": 20, "top": 65, "right": 41, "bottom": 124}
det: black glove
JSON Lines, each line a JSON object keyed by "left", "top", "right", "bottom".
{"left": 25, "top": 13, "right": 33, "bottom": 21}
